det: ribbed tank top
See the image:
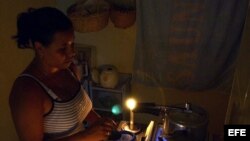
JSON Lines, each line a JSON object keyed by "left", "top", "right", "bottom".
{"left": 19, "top": 73, "right": 92, "bottom": 140}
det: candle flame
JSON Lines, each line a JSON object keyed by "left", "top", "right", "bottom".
{"left": 126, "top": 98, "right": 137, "bottom": 110}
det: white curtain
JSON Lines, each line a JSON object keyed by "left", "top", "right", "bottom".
{"left": 133, "top": 0, "right": 249, "bottom": 91}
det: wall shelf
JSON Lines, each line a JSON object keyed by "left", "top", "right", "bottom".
{"left": 89, "top": 73, "right": 132, "bottom": 121}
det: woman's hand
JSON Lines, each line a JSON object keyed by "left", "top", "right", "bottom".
{"left": 85, "top": 117, "right": 118, "bottom": 140}
{"left": 100, "top": 117, "right": 118, "bottom": 136}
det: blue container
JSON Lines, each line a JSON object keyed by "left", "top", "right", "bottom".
{"left": 118, "top": 131, "right": 136, "bottom": 141}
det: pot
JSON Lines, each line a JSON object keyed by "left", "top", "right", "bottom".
{"left": 99, "top": 65, "right": 119, "bottom": 88}
{"left": 161, "top": 103, "right": 208, "bottom": 141}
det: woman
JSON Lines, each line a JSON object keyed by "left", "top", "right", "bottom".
{"left": 9, "top": 7, "right": 117, "bottom": 141}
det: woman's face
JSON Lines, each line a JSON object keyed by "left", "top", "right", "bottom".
{"left": 40, "top": 30, "right": 75, "bottom": 70}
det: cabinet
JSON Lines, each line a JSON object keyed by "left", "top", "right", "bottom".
{"left": 89, "top": 73, "right": 132, "bottom": 121}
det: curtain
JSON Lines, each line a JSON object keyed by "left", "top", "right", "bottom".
{"left": 133, "top": 0, "right": 249, "bottom": 91}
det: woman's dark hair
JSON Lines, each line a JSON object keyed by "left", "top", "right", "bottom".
{"left": 13, "top": 7, "right": 73, "bottom": 49}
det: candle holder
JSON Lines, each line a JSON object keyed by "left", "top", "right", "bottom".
{"left": 120, "top": 120, "right": 141, "bottom": 134}
{"left": 123, "top": 98, "right": 141, "bottom": 134}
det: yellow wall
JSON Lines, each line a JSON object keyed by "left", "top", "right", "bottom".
{"left": 56, "top": 0, "right": 136, "bottom": 73}
{"left": 0, "top": 0, "right": 249, "bottom": 140}
{"left": 74, "top": 24, "right": 136, "bottom": 73}
{"left": 0, "top": 0, "right": 135, "bottom": 140}
{"left": 0, "top": 1, "right": 55, "bottom": 141}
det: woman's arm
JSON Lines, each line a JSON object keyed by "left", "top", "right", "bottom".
{"left": 9, "top": 77, "right": 45, "bottom": 141}
{"left": 84, "top": 109, "right": 117, "bottom": 129}
{"left": 56, "top": 110, "right": 117, "bottom": 141}
{"left": 84, "top": 109, "right": 102, "bottom": 126}
{"left": 9, "top": 77, "right": 113, "bottom": 141}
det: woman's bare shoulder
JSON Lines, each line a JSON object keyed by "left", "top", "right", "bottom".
{"left": 9, "top": 76, "right": 46, "bottom": 108}
{"left": 9, "top": 76, "right": 46, "bottom": 141}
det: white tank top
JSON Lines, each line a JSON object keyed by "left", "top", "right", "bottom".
{"left": 19, "top": 73, "right": 92, "bottom": 140}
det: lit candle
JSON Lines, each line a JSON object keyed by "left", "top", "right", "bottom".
{"left": 126, "top": 98, "right": 137, "bottom": 130}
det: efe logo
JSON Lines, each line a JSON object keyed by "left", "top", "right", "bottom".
{"left": 224, "top": 125, "right": 250, "bottom": 141}
{"left": 228, "top": 129, "right": 246, "bottom": 136}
